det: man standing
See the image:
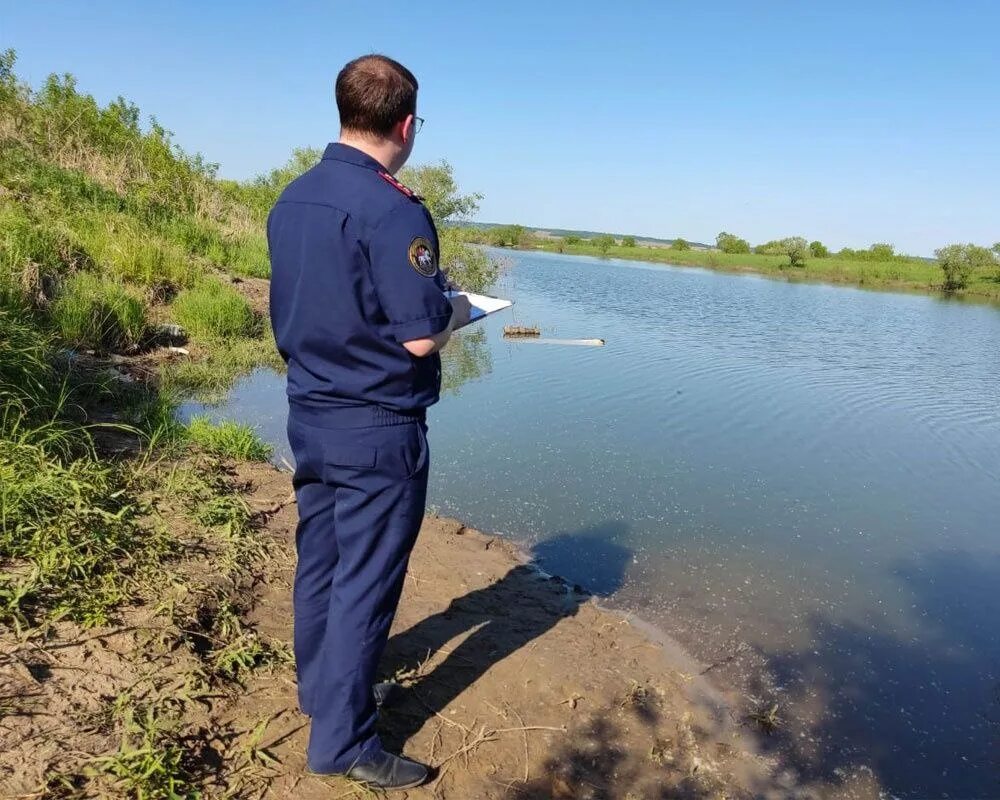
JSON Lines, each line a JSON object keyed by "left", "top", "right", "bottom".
{"left": 268, "top": 54, "right": 470, "bottom": 790}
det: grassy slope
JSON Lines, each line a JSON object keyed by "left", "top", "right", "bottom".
{"left": 0, "top": 52, "right": 293, "bottom": 794}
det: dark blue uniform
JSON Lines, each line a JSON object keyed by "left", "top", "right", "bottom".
{"left": 267, "top": 143, "right": 452, "bottom": 773}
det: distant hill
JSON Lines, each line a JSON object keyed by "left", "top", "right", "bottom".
{"left": 455, "top": 221, "right": 711, "bottom": 250}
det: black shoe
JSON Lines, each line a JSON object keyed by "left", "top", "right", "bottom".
{"left": 345, "top": 750, "right": 429, "bottom": 790}
{"left": 373, "top": 681, "right": 403, "bottom": 709}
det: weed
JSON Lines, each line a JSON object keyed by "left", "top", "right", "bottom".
{"left": 171, "top": 279, "right": 259, "bottom": 340}
{"left": 186, "top": 416, "right": 272, "bottom": 461}
{"left": 50, "top": 271, "right": 149, "bottom": 352}
{"left": 89, "top": 703, "right": 199, "bottom": 799}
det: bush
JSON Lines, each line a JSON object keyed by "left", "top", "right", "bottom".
{"left": 439, "top": 227, "right": 501, "bottom": 293}
{"left": 935, "top": 243, "right": 997, "bottom": 291}
{"left": 50, "top": 271, "right": 148, "bottom": 352}
{"left": 868, "top": 243, "right": 896, "bottom": 261}
{"left": 809, "top": 240, "right": 829, "bottom": 258}
{"left": 564, "top": 235, "right": 581, "bottom": 245}
{"left": 186, "top": 416, "right": 272, "bottom": 461}
{"left": 716, "top": 232, "right": 751, "bottom": 254}
{"left": 670, "top": 238, "right": 691, "bottom": 251}
{"left": 621, "top": 235, "right": 636, "bottom": 248}
{"left": 592, "top": 234, "right": 615, "bottom": 255}
{"left": 783, "top": 237, "right": 809, "bottom": 268}
{"left": 172, "top": 280, "right": 258, "bottom": 339}
{"left": 488, "top": 224, "right": 526, "bottom": 248}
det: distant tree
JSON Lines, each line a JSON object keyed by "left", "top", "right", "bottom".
{"left": 670, "top": 238, "right": 691, "bottom": 251}
{"left": 487, "top": 224, "right": 526, "bottom": 248}
{"left": 254, "top": 147, "right": 323, "bottom": 193}
{"left": 399, "top": 160, "right": 483, "bottom": 223}
{"left": 592, "top": 234, "right": 615, "bottom": 255}
{"left": 809, "top": 240, "right": 829, "bottom": 258}
{"left": 621, "top": 235, "right": 636, "bottom": 248}
{"left": 868, "top": 242, "right": 896, "bottom": 261}
{"left": 754, "top": 240, "right": 786, "bottom": 255}
{"left": 716, "top": 231, "right": 751, "bottom": 254}
{"left": 780, "top": 237, "right": 809, "bottom": 268}
{"left": 564, "top": 234, "right": 581, "bottom": 245}
{"left": 935, "top": 243, "right": 997, "bottom": 291}
{"left": 993, "top": 242, "right": 1000, "bottom": 257}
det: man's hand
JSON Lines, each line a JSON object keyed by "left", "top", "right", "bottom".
{"left": 449, "top": 293, "right": 473, "bottom": 329}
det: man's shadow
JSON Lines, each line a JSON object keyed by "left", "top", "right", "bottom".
{"left": 379, "top": 523, "right": 632, "bottom": 751}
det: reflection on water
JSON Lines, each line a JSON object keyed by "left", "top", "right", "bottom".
{"left": 185, "top": 250, "right": 1000, "bottom": 797}
{"left": 440, "top": 326, "right": 492, "bottom": 396}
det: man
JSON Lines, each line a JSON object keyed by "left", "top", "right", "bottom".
{"left": 267, "top": 54, "right": 470, "bottom": 790}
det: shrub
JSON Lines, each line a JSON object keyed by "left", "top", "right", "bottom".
{"left": 783, "top": 237, "right": 810, "bottom": 268}
{"left": 592, "top": 234, "right": 615, "bottom": 255}
{"left": 50, "top": 271, "right": 148, "bottom": 352}
{"left": 716, "top": 232, "right": 750, "bottom": 254}
{"left": 564, "top": 235, "right": 581, "bottom": 245}
{"left": 621, "top": 235, "right": 636, "bottom": 248}
{"left": 172, "top": 280, "right": 258, "bottom": 339}
{"left": 868, "top": 243, "right": 896, "bottom": 261}
{"left": 186, "top": 416, "right": 272, "bottom": 461}
{"left": 487, "top": 224, "right": 526, "bottom": 248}
{"left": 809, "top": 240, "right": 829, "bottom": 258}
{"left": 670, "top": 238, "right": 691, "bottom": 251}
{"left": 935, "top": 243, "right": 997, "bottom": 291}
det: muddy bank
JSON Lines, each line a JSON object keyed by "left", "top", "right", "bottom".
{"left": 2, "top": 458, "right": 891, "bottom": 798}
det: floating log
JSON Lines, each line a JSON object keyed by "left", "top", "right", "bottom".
{"left": 503, "top": 325, "right": 541, "bottom": 338}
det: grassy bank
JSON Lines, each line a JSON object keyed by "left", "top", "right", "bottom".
{"left": 462, "top": 227, "right": 1000, "bottom": 302}
{"left": 0, "top": 50, "right": 296, "bottom": 795}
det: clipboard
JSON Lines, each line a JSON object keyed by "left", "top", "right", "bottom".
{"left": 446, "top": 290, "right": 513, "bottom": 330}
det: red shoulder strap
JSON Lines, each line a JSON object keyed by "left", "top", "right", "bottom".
{"left": 378, "top": 171, "right": 418, "bottom": 199}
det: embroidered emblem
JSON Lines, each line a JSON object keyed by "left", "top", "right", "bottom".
{"left": 408, "top": 237, "right": 437, "bottom": 277}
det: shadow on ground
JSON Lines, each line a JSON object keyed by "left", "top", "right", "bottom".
{"left": 381, "top": 524, "right": 632, "bottom": 752}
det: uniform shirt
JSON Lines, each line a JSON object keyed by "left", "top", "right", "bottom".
{"left": 268, "top": 143, "right": 453, "bottom": 413}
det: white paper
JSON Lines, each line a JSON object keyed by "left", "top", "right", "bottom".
{"left": 446, "top": 290, "right": 513, "bottom": 329}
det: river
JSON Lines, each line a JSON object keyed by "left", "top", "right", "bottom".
{"left": 184, "top": 249, "right": 1000, "bottom": 797}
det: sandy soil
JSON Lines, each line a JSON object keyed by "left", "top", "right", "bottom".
{"left": 1, "top": 460, "right": 887, "bottom": 799}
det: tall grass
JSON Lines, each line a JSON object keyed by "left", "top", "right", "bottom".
{"left": 186, "top": 416, "right": 273, "bottom": 461}
{"left": 50, "top": 271, "right": 149, "bottom": 352}
{"left": 172, "top": 280, "right": 259, "bottom": 339}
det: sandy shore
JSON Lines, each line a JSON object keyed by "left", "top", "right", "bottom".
{"left": 2, "top": 457, "right": 891, "bottom": 798}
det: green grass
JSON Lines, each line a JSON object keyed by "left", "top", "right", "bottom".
{"left": 528, "top": 239, "right": 1000, "bottom": 301}
{"left": 172, "top": 279, "right": 260, "bottom": 339}
{"left": 70, "top": 211, "right": 199, "bottom": 289}
{"left": 186, "top": 416, "right": 273, "bottom": 461}
{"left": 50, "top": 270, "right": 149, "bottom": 352}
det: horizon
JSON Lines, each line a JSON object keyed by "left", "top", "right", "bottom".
{"left": 4, "top": 1, "right": 999, "bottom": 257}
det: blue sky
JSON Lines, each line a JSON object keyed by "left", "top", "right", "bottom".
{"left": 3, "top": 1, "right": 998, "bottom": 255}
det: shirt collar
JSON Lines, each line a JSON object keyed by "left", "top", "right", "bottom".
{"left": 322, "top": 142, "right": 388, "bottom": 172}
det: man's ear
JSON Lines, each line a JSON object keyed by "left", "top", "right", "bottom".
{"left": 399, "top": 114, "right": 415, "bottom": 143}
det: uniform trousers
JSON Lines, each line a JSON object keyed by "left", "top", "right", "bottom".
{"left": 286, "top": 402, "right": 429, "bottom": 773}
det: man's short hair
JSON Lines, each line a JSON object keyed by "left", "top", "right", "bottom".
{"left": 336, "top": 54, "right": 418, "bottom": 138}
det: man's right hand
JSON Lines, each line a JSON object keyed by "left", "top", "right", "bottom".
{"left": 449, "top": 293, "right": 473, "bottom": 329}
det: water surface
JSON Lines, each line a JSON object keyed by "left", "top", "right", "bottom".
{"left": 187, "top": 251, "right": 1000, "bottom": 797}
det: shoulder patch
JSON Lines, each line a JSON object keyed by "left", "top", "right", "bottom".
{"left": 408, "top": 237, "right": 438, "bottom": 277}
{"left": 379, "top": 171, "right": 421, "bottom": 201}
